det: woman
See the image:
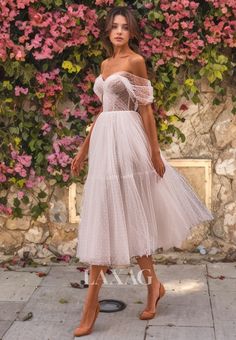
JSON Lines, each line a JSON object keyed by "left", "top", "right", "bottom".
{"left": 71, "top": 6, "right": 214, "bottom": 337}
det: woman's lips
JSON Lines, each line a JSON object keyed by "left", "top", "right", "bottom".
{"left": 115, "top": 37, "right": 123, "bottom": 41}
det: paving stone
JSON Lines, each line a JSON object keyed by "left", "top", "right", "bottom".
{"left": 0, "top": 272, "right": 42, "bottom": 302}
{"left": 0, "top": 321, "right": 12, "bottom": 339}
{"left": 207, "top": 263, "right": 236, "bottom": 278}
{"left": 40, "top": 265, "right": 85, "bottom": 287}
{"left": 215, "top": 320, "right": 236, "bottom": 340}
{"left": 79, "top": 318, "right": 147, "bottom": 340}
{"left": 17, "top": 286, "right": 86, "bottom": 323}
{"left": 146, "top": 325, "right": 215, "bottom": 340}
{"left": 148, "top": 290, "right": 213, "bottom": 327}
{"left": 0, "top": 302, "right": 25, "bottom": 321}
{"left": 156, "top": 264, "right": 208, "bottom": 292}
{"left": 207, "top": 263, "right": 236, "bottom": 291}
{"left": 210, "top": 291, "right": 236, "bottom": 321}
{"left": 2, "top": 320, "right": 76, "bottom": 340}
{"left": 1, "top": 262, "right": 236, "bottom": 339}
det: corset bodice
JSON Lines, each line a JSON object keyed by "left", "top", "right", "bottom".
{"left": 93, "top": 71, "right": 154, "bottom": 112}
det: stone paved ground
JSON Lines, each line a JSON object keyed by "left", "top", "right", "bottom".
{"left": 0, "top": 262, "right": 235, "bottom": 340}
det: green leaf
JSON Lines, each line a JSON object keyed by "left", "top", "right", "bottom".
{"left": 36, "top": 152, "right": 44, "bottom": 164}
{"left": 22, "top": 195, "right": 30, "bottom": 205}
{"left": 231, "top": 107, "right": 236, "bottom": 115}
{"left": 213, "top": 97, "right": 221, "bottom": 105}
{"left": 37, "top": 191, "right": 47, "bottom": 199}
{"left": 13, "top": 197, "right": 21, "bottom": 207}
{"left": 29, "top": 140, "right": 36, "bottom": 151}
{"left": 13, "top": 207, "right": 23, "bottom": 218}
{"left": 55, "top": 0, "right": 63, "bottom": 6}
{"left": 9, "top": 127, "right": 19, "bottom": 135}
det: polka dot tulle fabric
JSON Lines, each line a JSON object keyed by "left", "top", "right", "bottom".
{"left": 76, "top": 72, "right": 214, "bottom": 267}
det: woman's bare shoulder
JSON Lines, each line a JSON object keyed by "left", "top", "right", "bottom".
{"left": 128, "top": 54, "right": 148, "bottom": 79}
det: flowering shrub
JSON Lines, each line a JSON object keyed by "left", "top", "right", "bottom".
{"left": 0, "top": 0, "right": 235, "bottom": 218}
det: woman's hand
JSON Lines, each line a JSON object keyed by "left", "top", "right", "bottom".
{"left": 151, "top": 152, "right": 166, "bottom": 178}
{"left": 71, "top": 151, "right": 86, "bottom": 176}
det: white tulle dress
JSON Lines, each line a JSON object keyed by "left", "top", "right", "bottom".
{"left": 76, "top": 71, "right": 214, "bottom": 266}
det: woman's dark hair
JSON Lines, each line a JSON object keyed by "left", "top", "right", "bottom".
{"left": 100, "top": 6, "right": 141, "bottom": 57}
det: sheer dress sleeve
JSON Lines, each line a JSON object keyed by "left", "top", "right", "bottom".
{"left": 124, "top": 73, "right": 154, "bottom": 106}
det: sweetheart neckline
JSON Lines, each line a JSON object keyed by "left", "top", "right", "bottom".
{"left": 99, "top": 71, "right": 151, "bottom": 83}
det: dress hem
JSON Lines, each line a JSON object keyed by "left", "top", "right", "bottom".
{"left": 76, "top": 215, "right": 214, "bottom": 268}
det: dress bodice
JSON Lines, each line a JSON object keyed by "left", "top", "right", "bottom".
{"left": 93, "top": 71, "right": 154, "bottom": 112}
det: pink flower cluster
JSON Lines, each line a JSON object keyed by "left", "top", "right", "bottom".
{"left": 0, "top": 0, "right": 35, "bottom": 61}
{"left": 0, "top": 3, "right": 98, "bottom": 62}
{"left": 25, "top": 168, "right": 44, "bottom": 188}
{"left": 0, "top": 204, "right": 12, "bottom": 216}
{"left": 140, "top": 0, "right": 203, "bottom": 65}
{"left": 75, "top": 72, "right": 102, "bottom": 118}
{"left": 1, "top": 156, "right": 30, "bottom": 183}
{"left": 41, "top": 123, "right": 52, "bottom": 135}
{"left": 140, "top": 0, "right": 235, "bottom": 67}
{"left": 36, "top": 69, "right": 62, "bottom": 116}
{"left": 47, "top": 136, "right": 82, "bottom": 182}
{"left": 10, "top": 150, "right": 32, "bottom": 178}
{"left": 204, "top": 1, "right": 236, "bottom": 47}
{"left": 0, "top": 147, "right": 44, "bottom": 189}
{"left": 15, "top": 86, "right": 29, "bottom": 96}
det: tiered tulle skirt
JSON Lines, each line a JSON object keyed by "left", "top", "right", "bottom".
{"left": 76, "top": 110, "right": 214, "bottom": 266}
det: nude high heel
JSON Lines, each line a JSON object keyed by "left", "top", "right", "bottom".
{"left": 74, "top": 303, "right": 100, "bottom": 337}
{"left": 139, "top": 282, "right": 165, "bottom": 320}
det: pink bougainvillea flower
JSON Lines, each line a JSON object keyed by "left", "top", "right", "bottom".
{"left": 15, "top": 86, "right": 29, "bottom": 96}
{"left": 14, "top": 163, "right": 27, "bottom": 177}
{"left": 41, "top": 123, "right": 52, "bottom": 135}
{"left": 180, "top": 103, "right": 189, "bottom": 111}
{"left": 0, "top": 204, "right": 13, "bottom": 216}
{"left": 47, "top": 154, "right": 58, "bottom": 166}
{"left": 47, "top": 165, "right": 54, "bottom": 174}
{"left": 0, "top": 173, "right": 7, "bottom": 183}
{"left": 17, "top": 154, "right": 32, "bottom": 167}
{"left": 62, "top": 173, "right": 69, "bottom": 182}
{"left": 17, "top": 191, "right": 25, "bottom": 199}
{"left": 156, "top": 59, "right": 165, "bottom": 66}
{"left": 144, "top": 3, "right": 153, "bottom": 9}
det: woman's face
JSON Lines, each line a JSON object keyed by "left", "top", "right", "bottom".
{"left": 109, "top": 15, "right": 131, "bottom": 47}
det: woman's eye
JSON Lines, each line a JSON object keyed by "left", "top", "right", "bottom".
{"left": 112, "top": 25, "right": 128, "bottom": 30}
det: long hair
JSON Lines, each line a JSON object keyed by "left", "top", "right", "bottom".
{"left": 100, "top": 6, "right": 141, "bottom": 57}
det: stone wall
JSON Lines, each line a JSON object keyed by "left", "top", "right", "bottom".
{"left": 0, "top": 81, "right": 235, "bottom": 258}
{"left": 162, "top": 80, "right": 236, "bottom": 250}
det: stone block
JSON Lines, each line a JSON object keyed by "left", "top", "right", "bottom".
{"left": 5, "top": 217, "right": 31, "bottom": 231}
{"left": 0, "top": 231, "right": 23, "bottom": 253}
{"left": 212, "top": 109, "right": 236, "bottom": 149}
{"left": 25, "top": 224, "right": 49, "bottom": 244}
{"left": 215, "top": 148, "right": 236, "bottom": 178}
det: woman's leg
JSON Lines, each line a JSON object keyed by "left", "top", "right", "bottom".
{"left": 75, "top": 264, "right": 108, "bottom": 330}
{"left": 135, "top": 255, "right": 161, "bottom": 313}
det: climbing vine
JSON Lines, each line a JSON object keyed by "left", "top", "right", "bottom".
{"left": 0, "top": 0, "right": 235, "bottom": 218}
